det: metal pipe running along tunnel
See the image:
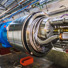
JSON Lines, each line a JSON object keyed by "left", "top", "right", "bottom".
{"left": 0, "top": 11, "right": 68, "bottom": 57}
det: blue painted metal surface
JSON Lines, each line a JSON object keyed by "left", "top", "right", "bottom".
{"left": 0, "top": 21, "right": 12, "bottom": 48}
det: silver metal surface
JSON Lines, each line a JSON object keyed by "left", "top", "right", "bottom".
{"left": 6, "top": 11, "right": 68, "bottom": 57}
{"left": 7, "top": 12, "right": 53, "bottom": 57}
{"left": 50, "top": 18, "right": 64, "bottom": 25}
{"left": 25, "top": 12, "right": 47, "bottom": 52}
{"left": 36, "top": 35, "right": 59, "bottom": 45}
{"left": 62, "top": 32, "right": 68, "bottom": 40}
{"left": 7, "top": 16, "right": 28, "bottom": 51}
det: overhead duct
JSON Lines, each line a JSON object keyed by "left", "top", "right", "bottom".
{"left": 0, "top": 0, "right": 39, "bottom": 19}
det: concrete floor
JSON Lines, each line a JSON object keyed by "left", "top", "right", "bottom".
{"left": 0, "top": 52, "right": 65, "bottom": 68}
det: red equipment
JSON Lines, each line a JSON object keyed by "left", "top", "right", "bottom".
{"left": 20, "top": 56, "right": 34, "bottom": 66}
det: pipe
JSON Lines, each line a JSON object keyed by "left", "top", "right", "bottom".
{"left": 0, "top": 0, "right": 59, "bottom": 22}
{"left": 48, "top": 7, "right": 68, "bottom": 16}
{"left": 35, "top": 35, "right": 59, "bottom": 45}
{"left": 60, "top": 14, "right": 68, "bottom": 18}
{"left": 0, "top": 0, "right": 26, "bottom": 16}
{"left": 0, "top": 0, "right": 39, "bottom": 22}
{"left": 0, "top": 0, "right": 38, "bottom": 19}
{"left": 50, "top": 18, "right": 68, "bottom": 25}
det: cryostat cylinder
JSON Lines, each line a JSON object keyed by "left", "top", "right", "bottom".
{"left": 7, "top": 11, "right": 52, "bottom": 57}
{"left": 7, "top": 16, "right": 28, "bottom": 52}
